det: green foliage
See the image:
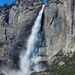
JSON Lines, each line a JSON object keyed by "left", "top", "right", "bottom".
{"left": 45, "top": 52, "right": 75, "bottom": 75}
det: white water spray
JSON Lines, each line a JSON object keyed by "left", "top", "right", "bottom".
{"left": 20, "top": 5, "right": 45, "bottom": 75}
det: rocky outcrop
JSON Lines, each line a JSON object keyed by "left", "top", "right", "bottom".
{"left": 0, "top": 71, "right": 5, "bottom": 75}
{"left": 31, "top": 72, "right": 54, "bottom": 75}
{"left": 43, "top": 0, "right": 75, "bottom": 64}
{"left": 32, "top": 0, "right": 75, "bottom": 74}
{"left": 0, "top": 0, "right": 42, "bottom": 68}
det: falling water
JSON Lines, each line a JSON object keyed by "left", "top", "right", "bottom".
{"left": 1, "top": 4, "right": 45, "bottom": 75}
{"left": 20, "top": 5, "right": 45, "bottom": 75}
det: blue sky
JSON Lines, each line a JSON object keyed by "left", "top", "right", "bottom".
{"left": 0, "top": 0, "right": 46, "bottom": 6}
{"left": 43, "top": 0, "right": 47, "bottom": 3}
{"left": 0, "top": 0, "right": 16, "bottom": 6}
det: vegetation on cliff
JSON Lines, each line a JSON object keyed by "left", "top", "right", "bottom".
{"left": 45, "top": 51, "right": 75, "bottom": 75}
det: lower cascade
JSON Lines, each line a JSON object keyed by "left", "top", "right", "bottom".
{"left": 2, "top": 4, "right": 45, "bottom": 75}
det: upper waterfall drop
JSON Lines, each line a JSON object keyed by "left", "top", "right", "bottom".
{"left": 19, "top": 4, "right": 45, "bottom": 75}
{"left": 1, "top": 4, "right": 45, "bottom": 75}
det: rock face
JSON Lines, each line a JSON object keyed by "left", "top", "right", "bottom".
{"left": 31, "top": 72, "right": 54, "bottom": 75}
{"left": 43, "top": 0, "right": 75, "bottom": 64}
{"left": 0, "top": 0, "right": 75, "bottom": 75}
{"left": 0, "top": 0, "right": 42, "bottom": 68}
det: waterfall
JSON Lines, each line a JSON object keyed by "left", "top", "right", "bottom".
{"left": 19, "top": 4, "right": 45, "bottom": 75}
{"left": 1, "top": 4, "right": 45, "bottom": 75}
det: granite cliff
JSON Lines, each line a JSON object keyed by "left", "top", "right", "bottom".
{"left": 32, "top": 0, "right": 75, "bottom": 75}
{"left": 44, "top": 0, "right": 75, "bottom": 64}
{"left": 0, "top": 0, "right": 42, "bottom": 68}
{"left": 0, "top": 0, "right": 75, "bottom": 75}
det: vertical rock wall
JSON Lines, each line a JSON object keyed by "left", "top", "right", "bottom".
{"left": 44, "top": 0, "right": 75, "bottom": 64}
{"left": 0, "top": 0, "right": 42, "bottom": 68}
